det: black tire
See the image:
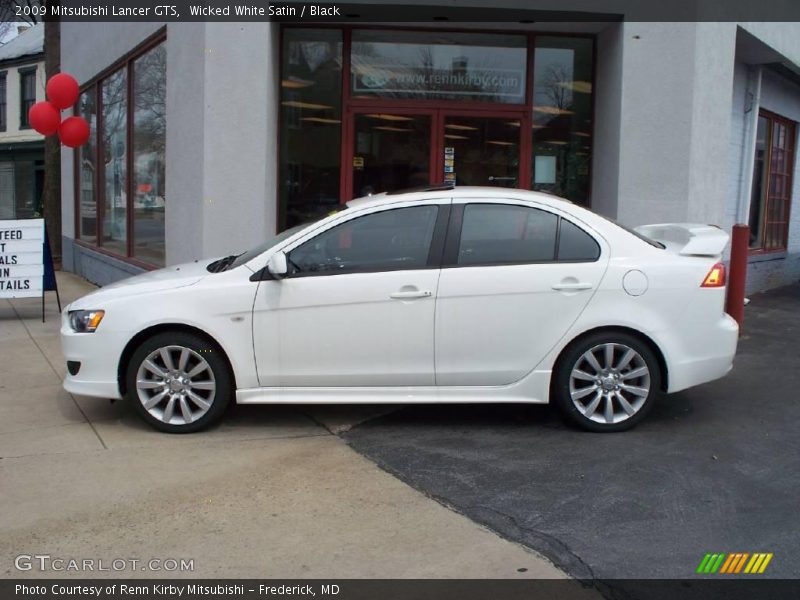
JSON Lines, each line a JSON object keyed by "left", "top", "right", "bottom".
{"left": 553, "top": 331, "right": 661, "bottom": 432}
{"left": 126, "top": 331, "right": 232, "bottom": 433}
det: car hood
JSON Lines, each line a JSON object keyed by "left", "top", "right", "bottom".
{"left": 69, "top": 259, "right": 217, "bottom": 309}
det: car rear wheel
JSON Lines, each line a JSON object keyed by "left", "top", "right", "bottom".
{"left": 554, "top": 332, "right": 660, "bottom": 432}
{"left": 126, "top": 332, "right": 231, "bottom": 433}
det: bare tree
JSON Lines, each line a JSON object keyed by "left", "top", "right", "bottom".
{"left": 540, "top": 64, "right": 573, "bottom": 111}
{"left": 0, "top": 21, "right": 15, "bottom": 43}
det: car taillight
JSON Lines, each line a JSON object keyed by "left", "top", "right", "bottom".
{"left": 701, "top": 263, "right": 726, "bottom": 287}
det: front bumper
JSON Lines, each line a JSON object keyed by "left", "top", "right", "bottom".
{"left": 61, "top": 311, "right": 126, "bottom": 400}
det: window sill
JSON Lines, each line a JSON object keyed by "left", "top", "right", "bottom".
{"left": 748, "top": 250, "right": 787, "bottom": 264}
{"left": 74, "top": 239, "right": 159, "bottom": 271}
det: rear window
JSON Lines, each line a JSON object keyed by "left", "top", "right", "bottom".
{"left": 596, "top": 215, "right": 665, "bottom": 249}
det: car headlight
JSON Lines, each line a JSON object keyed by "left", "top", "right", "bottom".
{"left": 68, "top": 310, "right": 105, "bottom": 333}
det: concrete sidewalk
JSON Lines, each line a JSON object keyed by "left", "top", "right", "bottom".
{"left": 0, "top": 272, "right": 570, "bottom": 580}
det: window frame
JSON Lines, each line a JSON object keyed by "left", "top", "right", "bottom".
{"left": 280, "top": 202, "right": 451, "bottom": 279}
{"left": 749, "top": 109, "right": 796, "bottom": 255}
{"left": 18, "top": 66, "right": 37, "bottom": 130}
{"left": 73, "top": 29, "right": 166, "bottom": 270}
{"left": 0, "top": 71, "right": 7, "bottom": 132}
{"left": 277, "top": 26, "right": 597, "bottom": 232}
{"left": 442, "top": 201, "right": 601, "bottom": 268}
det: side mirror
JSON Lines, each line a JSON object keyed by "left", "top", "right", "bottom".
{"left": 267, "top": 251, "right": 288, "bottom": 278}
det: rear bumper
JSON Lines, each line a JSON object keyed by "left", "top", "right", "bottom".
{"left": 666, "top": 313, "right": 739, "bottom": 393}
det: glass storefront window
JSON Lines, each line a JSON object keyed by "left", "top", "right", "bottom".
{"left": 353, "top": 113, "right": 430, "bottom": 197}
{"left": 443, "top": 116, "right": 520, "bottom": 188}
{"left": 132, "top": 42, "right": 167, "bottom": 266}
{"left": 351, "top": 30, "right": 527, "bottom": 104}
{"left": 101, "top": 68, "right": 128, "bottom": 255}
{"left": 77, "top": 89, "right": 97, "bottom": 243}
{"left": 280, "top": 28, "right": 342, "bottom": 230}
{"left": 531, "top": 37, "right": 593, "bottom": 205}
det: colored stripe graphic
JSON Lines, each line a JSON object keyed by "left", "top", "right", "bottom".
{"left": 758, "top": 553, "right": 773, "bottom": 573}
{"left": 733, "top": 553, "right": 749, "bottom": 573}
{"left": 697, "top": 554, "right": 713, "bottom": 574}
{"left": 698, "top": 552, "right": 772, "bottom": 574}
{"left": 719, "top": 554, "right": 736, "bottom": 574}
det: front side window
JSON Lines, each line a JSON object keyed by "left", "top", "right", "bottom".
{"left": 19, "top": 68, "right": 37, "bottom": 129}
{"left": 288, "top": 205, "right": 438, "bottom": 275}
{"left": 458, "top": 203, "right": 558, "bottom": 265}
{"left": 749, "top": 111, "right": 796, "bottom": 252}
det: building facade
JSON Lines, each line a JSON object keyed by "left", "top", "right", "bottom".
{"left": 59, "top": 13, "right": 800, "bottom": 294}
{"left": 0, "top": 24, "right": 45, "bottom": 221}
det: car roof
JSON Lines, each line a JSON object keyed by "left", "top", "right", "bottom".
{"left": 346, "top": 186, "right": 573, "bottom": 210}
{"left": 343, "top": 186, "right": 620, "bottom": 243}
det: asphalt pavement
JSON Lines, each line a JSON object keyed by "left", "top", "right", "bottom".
{"left": 344, "top": 283, "right": 800, "bottom": 587}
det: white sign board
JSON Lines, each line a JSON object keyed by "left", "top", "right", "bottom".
{"left": 0, "top": 219, "right": 44, "bottom": 299}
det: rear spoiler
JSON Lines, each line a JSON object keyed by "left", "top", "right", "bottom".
{"left": 634, "top": 223, "right": 729, "bottom": 257}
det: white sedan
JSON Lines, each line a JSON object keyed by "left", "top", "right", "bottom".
{"left": 61, "top": 186, "right": 738, "bottom": 433}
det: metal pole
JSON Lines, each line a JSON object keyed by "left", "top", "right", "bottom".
{"left": 726, "top": 224, "right": 750, "bottom": 330}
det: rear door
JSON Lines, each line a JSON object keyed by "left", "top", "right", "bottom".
{"left": 435, "top": 199, "right": 609, "bottom": 386}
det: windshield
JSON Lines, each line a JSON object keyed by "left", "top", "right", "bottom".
{"left": 226, "top": 209, "right": 348, "bottom": 270}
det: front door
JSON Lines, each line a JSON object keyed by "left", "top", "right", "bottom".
{"left": 345, "top": 110, "right": 527, "bottom": 199}
{"left": 252, "top": 200, "right": 447, "bottom": 388}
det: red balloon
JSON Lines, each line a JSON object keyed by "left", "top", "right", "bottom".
{"left": 28, "top": 101, "right": 61, "bottom": 135}
{"left": 59, "top": 116, "right": 91, "bottom": 148}
{"left": 46, "top": 73, "right": 80, "bottom": 110}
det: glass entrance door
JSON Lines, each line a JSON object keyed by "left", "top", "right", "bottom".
{"left": 441, "top": 115, "right": 522, "bottom": 188}
{"left": 351, "top": 112, "right": 433, "bottom": 198}
{"left": 345, "top": 109, "right": 525, "bottom": 199}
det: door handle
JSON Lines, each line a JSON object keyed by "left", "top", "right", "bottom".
{"left": 390, "top": 289, "right": 432, "bottom": 300}
{"left": 552, "top": 282, "right": 593, "bottom": 291}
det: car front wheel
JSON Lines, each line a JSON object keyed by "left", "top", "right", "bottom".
{"left": 554, "top": 332, "right": 661, "bottom": 432}
{"left": 126, "top": 332, "right": 231, "bottom": 433}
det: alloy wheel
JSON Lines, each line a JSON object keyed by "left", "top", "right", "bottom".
{"left": 569, "top": 342, "right": 651, "bottom": 425}
{"left": 135, "top": 345, "right": 216, "bottom": 426}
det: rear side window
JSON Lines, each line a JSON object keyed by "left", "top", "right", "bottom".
{"left": 557, "top": 219, "right": 600, "bottom": 261}
{"left": 458, "top": 204, "right": 558, "bottom": 265}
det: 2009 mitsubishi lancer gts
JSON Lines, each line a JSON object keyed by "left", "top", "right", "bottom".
{"left": 61, "top": 186, "right": 738, "bottom": 433}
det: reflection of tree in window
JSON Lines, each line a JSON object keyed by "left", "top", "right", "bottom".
{"left": 133, "top": 43, "right": 167, "bottom": 265}
{"left": 102, "top": 69, "right": 127, "bottom": 252}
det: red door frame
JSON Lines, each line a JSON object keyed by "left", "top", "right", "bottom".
{"left": 341, "top": 105, "right": 531, "bottom": 201}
